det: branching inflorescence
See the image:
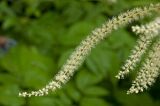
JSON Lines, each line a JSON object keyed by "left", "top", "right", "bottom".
{"left": 116, "top": 17, "right": 160, "bottom": 79}
{"left": 19, "top": 3, "right": 160, "bottom": 97}
{"left": 121, "top": 17, "right": 160, "bottom": 94}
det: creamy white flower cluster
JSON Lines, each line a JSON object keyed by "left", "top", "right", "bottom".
{"left": 128, "top": 40, "right": 160, "bottom": 94}
{"left": 19, "top": 4, "right": 160, "bottom": 97}
{"left": 116, "top": 17, "right": 160, "bottom": 94}
{"left": 116, "top": 17, "right": 160, "bottom": 79}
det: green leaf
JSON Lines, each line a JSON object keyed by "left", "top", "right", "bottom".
{"left": 116, "top": 91, "right": 155, "bottom": 106}
{"left": 86, "top": 42, "right": 119, "bottom": 76}
{"left": 58, "top": 91, "right": 72, "bottom": 106}
{"left": 0, "top": 45, "right": 55, "bottom": 88}
{"left": 0, "top": 73, "right": 19, "bottom": 85}
{"left": 2, "top": 16, "right": 18, "bottom": 29}
{"left": 29, "top": 97, "right": 60, "bottom": 106}
{"left": 76, "top": 69, "right": 103, "bottom": 91}
{"left": 0, "top": 84, "right": 25, "bottom": 106}
{"left": 65, "top": 82, "right": 81, "bottom": 102}
{"left": 58, "top": 49, "right": 73, "bottom": 68}
{"left": 25, "top": 12, "right": 62, "bottom": 47}
{"left": 51, "top": 89, "right": 72, "bottom": 106}
{"left": 80, "top": 97, "right": 110, "bottom": 106}
{"left": 24, "top": 0, "right": 41, "bottom": 16}
{"left": 58, "top": 21, "right": 94, "bottom": 46}
{"left": 84, "top": 86, "right": 109, "bottom": 96}
{"left": 61, "top": 1, "right": 83, "bottom": 24}
{"left": 108, "top": 29, "right": 135, "bottom": 49}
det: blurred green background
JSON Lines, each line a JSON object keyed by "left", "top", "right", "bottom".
{"left": 0, "top": 0, "right": 160, "bottom": 106}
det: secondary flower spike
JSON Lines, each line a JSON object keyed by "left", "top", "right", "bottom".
{"left": 116, "top": 17, "right": 160, "bottom": 94}
{"left": 128, "top": 38, "right": 160, "bottom": 94}
{"left": 116, "top": 17, "right": 160, "bottom": 79}
{"left": 129, "top": 18, "right": 160, "bottom": 94}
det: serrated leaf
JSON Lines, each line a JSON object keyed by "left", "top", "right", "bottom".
{"left": 65, "top": 82, "right": 81, "bottom": 102}
{"left": 29, "top": 97, "right": 60, "bottom": 106}
{"left": 116, "top": 91, "right": 155, "bottom": 106}
{"left": 86, "top": 42, "right": 119, "bottom": 76}
{"left": 58, "top": 91, "right": 72, "bottom": 106}
{"left": 108, "top": 29, "right": 135, "bottom": 49}
{"left": 80, "top": 97, "right": 109, "bottom": 106}
{"left": 0, "top": 45, "right": 55, "bottom": 88}
{"left": 84, "top": 86, "right": 109, "bottom": 96}
{"left": 0, "top": 84, "right": 25, "bottom": 106}
{"left": 0, "top": 73, "right": 18, "bottom": 85}
{"left": 58, "top": 21, "right": 94, "bottom": 46}
{"left": 58, "top": 49, "right": 73, "bottom": 68}
{"left": 25, "top": 12, "right": 62, "bottom": 47}
{"left": 76, "top": 69, "right": 103, "bottom": 91}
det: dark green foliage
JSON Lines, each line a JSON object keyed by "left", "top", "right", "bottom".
{"left": 0, "top": 0, "right": 160, "bottom": 106}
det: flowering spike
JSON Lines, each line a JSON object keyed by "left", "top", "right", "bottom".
{"left": 19, "top": 4, "right": 160, "bottom": 97}
{"left": 116, "top": 17, "right": 160, "bottom": 79}
{"left": 127, "top": 39, "right": 160, "bottom": 94}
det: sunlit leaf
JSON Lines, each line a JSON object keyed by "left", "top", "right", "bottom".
{"left": 0, "top": 84, "right": 25, "bottom": 106}
{"left": 0, "top": 45, "right": 55, "bottom": 88}
{"left": 76, "top": 69, "right": 103, "bottom": 91}
{"left": 84, "top": 86, "right": 109, "bottom": 96}
{"left": 80, "top": 97, "right": 110, "bottom": 106}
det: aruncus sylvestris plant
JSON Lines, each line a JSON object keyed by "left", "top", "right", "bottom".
{"left": 19, "top": 3, "right": 160, "bottom": 97}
